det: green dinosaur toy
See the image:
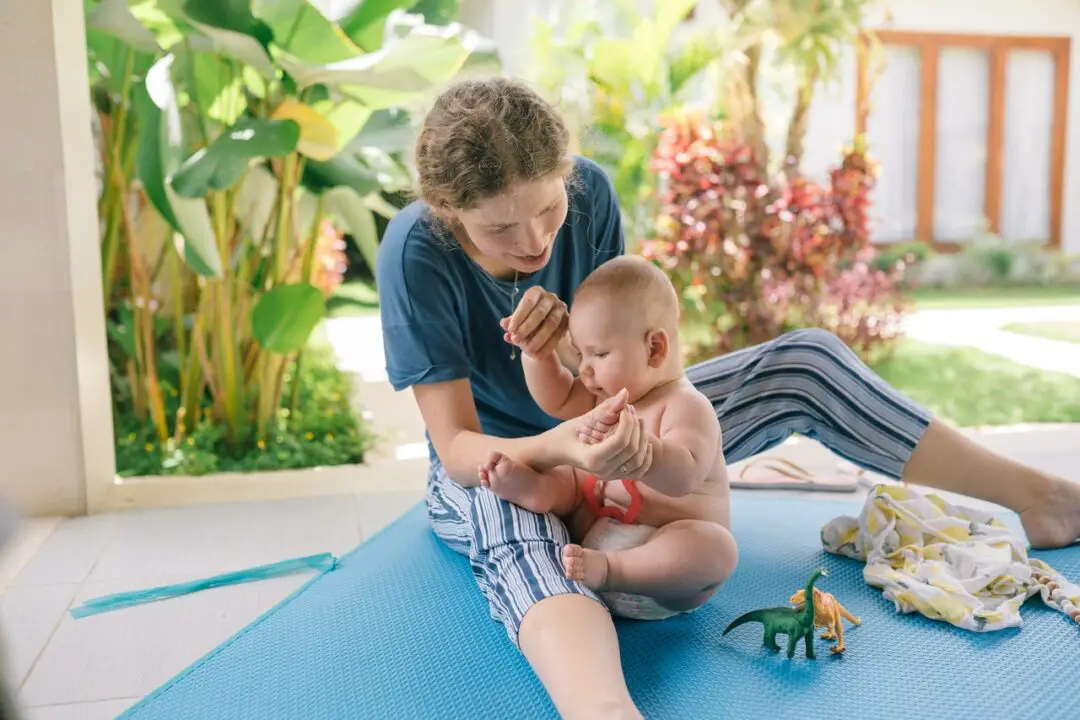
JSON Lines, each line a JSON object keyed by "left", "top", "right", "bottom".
{"left": 722, "top": 568, "right": 827, "bottom": 659}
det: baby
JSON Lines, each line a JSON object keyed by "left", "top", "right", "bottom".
{"left": 477, "top": 256, "right": 738, "bottom": 620}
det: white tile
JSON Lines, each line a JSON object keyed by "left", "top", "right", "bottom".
{"left": 23, "top": 698, "right": 137, "bottom": 720}
{"left": 355, "top": 489, "right": 424, "bottom": 540}
{"left": 0, "top": 585, "right": 78, "bottom": 689}
{"left": 0, "top": 518, "right": 60, "bottom": 594}
{"left": 12, "top": 515, "right": 117, "bottom": 587}
{"left": 19, "top": 574, "right": 308, "bottom": 706}
{"left": 87, "top": 496, "right": 360, "bottom": 584}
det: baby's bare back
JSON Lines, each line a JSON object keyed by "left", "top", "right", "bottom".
{"left": 604, "top": 379, "right": 731, "bottom": 529}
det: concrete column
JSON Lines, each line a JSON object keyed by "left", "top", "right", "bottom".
{"left": 0, "top": 0, "right": 114, "bottom": 516}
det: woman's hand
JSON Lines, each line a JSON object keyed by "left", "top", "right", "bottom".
{"left": 580, "top": 406, "right": 653, "bottom": 481}
{"left": 543, "top": 389, "right": 652, "bottom": 480}
{"left": 501, "top": 286, "right": 568, "bottom": 360}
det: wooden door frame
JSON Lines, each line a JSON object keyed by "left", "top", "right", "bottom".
{"left": 856, "top": 30, "right": 1071, "bottom": 251}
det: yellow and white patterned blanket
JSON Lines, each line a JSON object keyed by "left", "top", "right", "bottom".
{"left": 821, "top": 484, "right": 1080, "bottom": 631}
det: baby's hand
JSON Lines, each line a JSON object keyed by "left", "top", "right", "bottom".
{"left": 578, "top": 401, "right": 624, "bottom": 445}
{"left": 501, "top": 286, "right": 568, "bottom": 359}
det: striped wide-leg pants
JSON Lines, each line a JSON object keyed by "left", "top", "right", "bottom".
{"left": 425, "top": 328, "right": 933, "bottom": 647}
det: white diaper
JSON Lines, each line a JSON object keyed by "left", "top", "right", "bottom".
{"left": 580, "top": 517, "right": 686, "bottom": 621}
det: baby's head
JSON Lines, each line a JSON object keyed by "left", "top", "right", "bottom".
{"left": 569, "top": 256, "right": 682, "bottom": 402}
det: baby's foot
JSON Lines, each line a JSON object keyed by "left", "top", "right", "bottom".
{"left": 478, "top": 451, "right": 550, "bottom": 514}
{"left": 562, "top": 544, "right": 610, "bottom": 592}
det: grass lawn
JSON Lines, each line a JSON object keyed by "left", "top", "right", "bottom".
{"left": 911, "top": 283, "right": 1080, "bottom": 310}
{"left": 870, "top": 340, "right": 1080, "bottom": 427}
{"left": 1000, "top": 321, "right": 1080, "bottom": 345}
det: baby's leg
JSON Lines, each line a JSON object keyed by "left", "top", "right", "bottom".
{"left": 477, "top": 451, "right": 579, "bottom": 516}
{"left": 563, "top": 519, "right": 738, "bottom": 611}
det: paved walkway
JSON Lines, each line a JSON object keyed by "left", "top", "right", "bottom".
{"left": 903, "top": 305, "right": 1080, "bottom": 378}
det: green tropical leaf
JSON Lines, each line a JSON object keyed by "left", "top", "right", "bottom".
{"left": 274, "top": 11, "right": 484, "bottom": 109}
{"left": 323, "top": 187, "right": 379, "bottom": 274}
{"left": 252, "top": 0, "right": 364, "bottom": 63}
{"left": 301, "top": 154, "right": 382, "bottom": 196}
{"left": 312, "top": 98, "right": 372, "bottom": 152}
{"left": 352, "top": 146, "right": 410, "bottom": 192}
{"left": 411, "top": 0, "right": 458, "bottom": 25}
{"left": 251, "top": 283, "right": 326, "bottom": 353}
{"left": 171, "top": 118, "right": 300, "bottom": 197}
{"left": 141, "top": 54, "right": 223, "bottom": 277}
{"left": 86, "top": 0, "right": 161, "bottom": 53}
{"left": 86, "top": 30, "right": 157, "bottom": 96}
{"left": 171, "top": 48, "right": 248, "bottom": 126}
{"left": 350, "top": 108, "right": 413, "bottom": 153}
{"left": 134, "top": 83, "right": 181, "bottom": 230}
{"left": 338, "top": 0, "right": 416, "bottom": 50}
{"left": 129, "top": 0, "right": 191, "bottom": 50}
{"left": 363, "top": 192, "right": 399, "bottom": 219}
{"left": 233, "top": 165, "right": 279, "bottom": 243}
{"left": 180, "top": 0, "right": 277, "bottom": 78}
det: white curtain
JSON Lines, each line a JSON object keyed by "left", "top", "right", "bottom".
{"left": 865, "top": 46, "right": 921, "bottom": 243}
{"left": 1000, "top": 50, "right": 1055, "bottom": 242}
{"left": 933, "top": 48, "right": 989, "bottom": 242}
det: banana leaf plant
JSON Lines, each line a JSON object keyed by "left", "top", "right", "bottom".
{"left": 86, "top": 0, "right": 498, "bottom": 451}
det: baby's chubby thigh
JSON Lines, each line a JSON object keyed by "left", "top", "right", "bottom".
{"left": 645, "top": 518, "right": 739, "bottom": 612}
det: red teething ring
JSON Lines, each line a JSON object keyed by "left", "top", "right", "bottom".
{"left": 583, "top": 475, "right": 643, "bottom": 525}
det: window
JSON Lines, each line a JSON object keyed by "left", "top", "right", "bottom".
{"left": 856, "top": 31, "right": 1071, "bottom": 249}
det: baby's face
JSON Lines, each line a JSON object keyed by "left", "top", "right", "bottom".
{"left": 568, "top": 297, "right": 651, "bottom": 400}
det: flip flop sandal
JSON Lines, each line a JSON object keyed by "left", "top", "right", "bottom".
{"left": 731, "top": 456, "right": 863, "bottom": 493}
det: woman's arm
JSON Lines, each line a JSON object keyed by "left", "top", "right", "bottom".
{"left": 412, "top": 379, "right": 639, "bottom": 487}
{"left": 412, "top": 379, "right": 568, "bottom": 486}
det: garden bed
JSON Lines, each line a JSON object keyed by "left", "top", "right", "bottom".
{"left": 113, "top": 347, "right": 374, "bottom": 479}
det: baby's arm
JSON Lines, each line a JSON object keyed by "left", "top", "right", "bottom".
{"left": 522, "top": 350, "right": 598, "bottom": 420}
{"left": 637, "top": 390, "right": 720, "bottom": 497}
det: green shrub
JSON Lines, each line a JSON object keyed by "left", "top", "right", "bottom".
{"left": 114, "top": 347, "right": 372, "bottom": 477}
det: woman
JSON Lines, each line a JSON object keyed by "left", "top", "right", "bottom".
{"left": 377, "top": 77, "right": 1080, "bottom": 719}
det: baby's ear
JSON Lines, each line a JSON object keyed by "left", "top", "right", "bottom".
{"left": 645, "top": 328, "right": 669, "bottom": 367}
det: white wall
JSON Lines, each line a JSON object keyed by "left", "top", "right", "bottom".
{"left": 0, "top": 0, "right": 115, "bottom": 516}
{"left": 863, "top": 0, "right": 1080, "bottom": 257}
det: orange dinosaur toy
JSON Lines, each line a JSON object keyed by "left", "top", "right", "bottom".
{"left": 788, "top": 587, "right": 861, "bottom": 653}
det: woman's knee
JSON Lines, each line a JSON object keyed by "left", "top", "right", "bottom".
{"left": 775, "top": 327, "right": 848, "bottom": 357}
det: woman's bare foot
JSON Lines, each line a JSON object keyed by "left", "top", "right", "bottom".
{"left": 563, "top": 544, "right": 610, "bottom": 591}
{"left": 1019, "top": 478, "right": 1080, "bottom": 549}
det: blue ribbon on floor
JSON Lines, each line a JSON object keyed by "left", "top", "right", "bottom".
{"left": 70, "top": 552, "right": 338, "bottom": 619}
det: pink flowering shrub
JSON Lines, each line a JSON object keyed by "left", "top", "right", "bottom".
{"left": 643, "top": 112, "right": 911, "bottom": 363}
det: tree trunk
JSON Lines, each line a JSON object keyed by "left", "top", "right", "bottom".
{"left": 784, "top": 73, "right": 818, "bottom": 177}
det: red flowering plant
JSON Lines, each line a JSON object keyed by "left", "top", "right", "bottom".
{"left": 643, "top": 112, "right": 910, "bottom": 364}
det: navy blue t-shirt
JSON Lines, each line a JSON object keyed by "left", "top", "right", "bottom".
{"left": 377, "top": 156, "right": 624, "bottom": 447}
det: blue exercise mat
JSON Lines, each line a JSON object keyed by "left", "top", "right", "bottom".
{"left": 120, "top": 494, "right": 1080, "bottom": 719}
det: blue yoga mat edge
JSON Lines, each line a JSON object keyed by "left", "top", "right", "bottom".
{"left": 117, "top": 498, "right": 430, "bottom": 718}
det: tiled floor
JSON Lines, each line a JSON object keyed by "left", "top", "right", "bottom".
{"left": 1, "top": 426, "right": 1078, "bottom": 718}
{"left": 0, "top": 489, "right": 424, "bottom": 718}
